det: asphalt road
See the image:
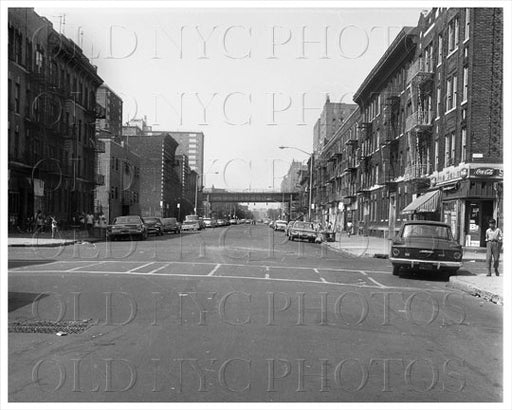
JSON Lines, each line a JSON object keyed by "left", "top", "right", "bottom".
{"left": 8, "top": 224, "right": 502, "bottom": 402}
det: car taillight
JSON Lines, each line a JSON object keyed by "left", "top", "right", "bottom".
{"left": 453, "top": 251, "right": 462, "bottom": 260}
{"left": 391, "top": 248, "right": 400, "bottom": 257}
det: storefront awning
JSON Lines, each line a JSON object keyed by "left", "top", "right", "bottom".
{"left": 401, "top": 190, "right": 440, "bottom": 214}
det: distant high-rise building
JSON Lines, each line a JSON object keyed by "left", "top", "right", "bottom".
{"left": 168, "top": 131, "right": 205, "bottom": 181}
{"left": 313, "top": 96, "right": 358, "bottom": 154}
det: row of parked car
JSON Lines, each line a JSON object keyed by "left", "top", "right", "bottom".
{"left": 268, "top": 219, "right": 319, "bottom": 242}
{"left": 266, "top": 218, "right": 464, "bottom": 276}
{"left": 107, "top": 215, "right": 255, "bottom": 239}
{"left": 106, "top": 215, "right": 181, "bottom": 240}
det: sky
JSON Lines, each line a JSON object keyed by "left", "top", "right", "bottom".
{"left": 36, "top": 6, "right": 424, "bottom": 191}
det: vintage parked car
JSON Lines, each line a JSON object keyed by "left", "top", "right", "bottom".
{"left": 289, "top": 221, "right": 317, "bottom": 242}
{"left": 106, "top": 215, "right": 148, "bottom": 241}
{"left": 389, "top": 220, "right": 463, "bottom": 276}
{"left": 274, "top": 220, "right": 288, "bottom": 232}
{"left": 162, "top": 217, "right": 181, "bottom": 234}
{"left": 229, "top": 218, "right": 238, "bottom": 225}
{"left": 144, "top": 216, "right": 164, "bottom": 236}
{"left": 285, "top": 221, "right": 296, "bottom": 237}
{"left": 203, "top": 218, "right": 217, "bottom": 228}
{"left": 181, "top": 220, "right": 200, "bottom": 231}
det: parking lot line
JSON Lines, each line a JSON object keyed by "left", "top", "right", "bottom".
{"left": 208, "top": 264, "right": 221, "bottom": 276}
{"left": 127, "top": 262, "right": 155, "bottom": 272}
{"left": 149, "top": 263, "right": 170, "bottom": 274}
{"left": 8, "top": 268, "right": 452, "bottom": 292}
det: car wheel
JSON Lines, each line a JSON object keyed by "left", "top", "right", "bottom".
{"left": 392, "top": 265, "right": 400, "bottom": 276}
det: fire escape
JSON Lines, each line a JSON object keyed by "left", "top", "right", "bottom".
{"left": 404, "top": 57, "right": 434, "bottom": 191}
{"left": 341, "top": 131, "right": 358, "bottom": 202}
{"left": 378, "top": 94, "right": 401, "bottom": 192}
{"left": 356, "top": 121, "right": 372, "bottom": 196}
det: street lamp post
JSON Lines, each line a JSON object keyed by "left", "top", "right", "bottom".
{"left": 278, "top": 146, "right": 313, "bottom": 222}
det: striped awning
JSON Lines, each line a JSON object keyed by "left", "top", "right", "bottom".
{"left": 401, "top": 190, "right": 440, "bottom": 214}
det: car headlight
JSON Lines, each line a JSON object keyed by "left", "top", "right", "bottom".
{"left": 453, "top": 251, "right": 462, "bottom": 260}
{"left": 391, "top": 248, "right": 400, "bottom": 257}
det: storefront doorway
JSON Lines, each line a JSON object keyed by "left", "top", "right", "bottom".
{"left": 465, "top": 200, "right": 494, "bottom": 247}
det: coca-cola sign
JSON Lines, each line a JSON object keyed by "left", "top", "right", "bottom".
{"left": 470, "top": 168, "right": 503, "bottom": 178}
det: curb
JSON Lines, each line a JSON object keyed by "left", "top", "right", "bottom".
{"left": 447, "top": 277, "right": 503, "bottom": 305}
{"left": 8, "top": 238, "right": 105, "bottom": 248}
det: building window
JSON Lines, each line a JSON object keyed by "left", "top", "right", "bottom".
{"left": 444, "top": 134, "right": 450, "bottom": 166}
{"left": 14, "top": 126, "right": 20, "bottom": 159}
{"left": 35, "top": 48, "right": 43, "bottom": 72}
{"left": 447, "top": 17, "right": 459, "bottom": 53}
{"left": 14, "top": 83, "right": 20, "bottom": 113}
{"left": 26, "top": 39, "right": 33, "bottom": 70}
{"left": 465, "top": 8, "right": 470, "bottom": 41}
{"left": 8, "top": 79, "right": 12, "bottom": 111}
{"left": 425, "top": 44, "right": 433, "bottom": 70}
{"left": 462, "top": 67, "right": 468, "bottom": 103}
{"left": 451, "top": 131, "right": 456, "bottom": 162}
{"left": 446, "top": 78, "right": 452, "bottom": 111}
{"left": 461, "top": 127, "right": 467, "bottom": 162}
{"left": 437, "top": 34, "right": 443, "bottom": 64}
{"left": 14, "top": 31, "right": 22, "bottom": 65}
{"left": 445, "top": 75, "right": 457, "bottom": 111}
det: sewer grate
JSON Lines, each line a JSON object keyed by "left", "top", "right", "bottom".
{"left": 8, "top": 319, "right": 94, "bottom": 334}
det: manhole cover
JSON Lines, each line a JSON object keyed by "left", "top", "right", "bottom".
{"left": 8, "top": 319, "right": 93, "bottom": 334}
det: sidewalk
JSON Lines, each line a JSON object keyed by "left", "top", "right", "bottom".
{"left": 7, "top": 229, "right": 105, "bottom": 247}
{"left": 447, "top": 274, "right": 503, "bottom": 305}
{"left": 326, "top": 234, "right": 503, "bottom": 305}
{"left": 326, "top": 233, "right": 491, "bottom": 261}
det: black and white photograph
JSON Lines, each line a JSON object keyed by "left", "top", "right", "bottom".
{"left": 1, "top": 1, "right": 510, "bottom": 408}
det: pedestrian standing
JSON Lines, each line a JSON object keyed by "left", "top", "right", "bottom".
{"left": 485, "top": 218, "right": 503, "bottom": 276}
{"left": 86, "top": 212, "right": 94, "bottom": 236}
{"left": 50, "top": 216, "right": 58, "bottom": 239}
{"left": 347, "top": 221, "right": 353, "bottom": 237}
{"left": 35, "top": 210, "right": 44, "bottom": 234}
{"left": 80, "top": 212, "right": 86, "bottom": 230}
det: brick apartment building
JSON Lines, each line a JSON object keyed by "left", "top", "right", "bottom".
{"left": 123, "top": 133, "right": 182, "bottom": 218}
{"left": 311, "top": 99, "right": 358, "bottom": 219}
{"left": 95, "top": 133, "right": 141, "bottom": 223}
{"left": 313, "top": 7, "right": 502, "bottom": 247}
{"left": 8, "top": 8, "right": 103, "bottom": 228}
{"left": 96, "top": 84, "right": 123, "bottom": 137}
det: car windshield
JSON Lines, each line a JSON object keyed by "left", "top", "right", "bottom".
{"left": 145, "top": 218, "right": 159, "bottom": 223}
{"left": 163, "top": 218, "right": 175, "bottom": 223}
{"left": 402, "top": 224, "right": 453, "bottom": 240}
{"left": 294, "top": 222, "right": 314, "bottom": 230}
{"left": 114, "top": 216, "right": 141, "bottom": 224}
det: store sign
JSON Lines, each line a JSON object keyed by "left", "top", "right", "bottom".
{"left": 470, "top": 168, "right": 503, "bottom": 178}
{"left": 430, "top": 164, "right": 466, "bottom": 186}
{"left": 432, "top": 164, "right": 503, "bottom": 187}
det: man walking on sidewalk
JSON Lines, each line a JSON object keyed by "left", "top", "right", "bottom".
{"left": 485, "top": 218, "right": 503, "bottom": 276}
